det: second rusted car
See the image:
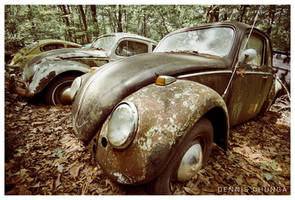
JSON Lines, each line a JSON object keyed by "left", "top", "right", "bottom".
{"left": 71, "top": 22, "right": 281, "bottom": 194}
{"left": 13, "top": 33, "right": 157, "bottom": 105}
{"left": 8, "top": 39, "right": 81, "bottom": 68}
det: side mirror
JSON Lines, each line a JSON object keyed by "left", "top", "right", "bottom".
{"left": 239, "top": 49, "right": 257, "bottom": 64}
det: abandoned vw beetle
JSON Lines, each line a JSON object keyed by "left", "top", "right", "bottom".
{"left": 8, "top": 39, "right": 81, "bottom": 68}
{"left": 14, "top": 33, "right": 157, "bottom": 105}
{"left": 72, "top": 22, "right": 281, "bottom": 194}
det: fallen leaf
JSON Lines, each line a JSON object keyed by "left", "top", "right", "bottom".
{"left": 55, "top": 162, "right": 64, "bottom": 173}
{"left": 55, "top": 174, "right": 61, "bottom": 188}
{"left": 246, "top": 177, "right": 259, "bottom": 187}
{"left": 235, "top": 175, "right": 243, "bottom": 185}
{"left": 264, "top": 173, "right": 273, "bottom": 181}
{"left": 70, "top": 163, "right": 84, "bottom": 178}
{"left": 54, "top": 148, "right": 63, "bottom": 158}
{"left": 184, "top": 186, "right": 200, "bottom": 195}
{"left": 5, "top": 161, "right": 14, "bottom": 170}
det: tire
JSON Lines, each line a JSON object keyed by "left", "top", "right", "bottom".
{"left": 45, "top": 75, "right": 76, "bottom": 105}
{"left": 148, "top": 118, "right": 213, "bottom": 195}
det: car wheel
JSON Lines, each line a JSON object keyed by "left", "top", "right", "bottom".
{"left": 45, "top": 75, "right": 76, "bottom": 105}
{"left": 148, "top": 118, "right": 213, "bottom": 194}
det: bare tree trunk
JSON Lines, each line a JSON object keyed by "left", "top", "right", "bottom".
{"left": 143, "top": 9, "right": 147, "bottom": 37}
{"left": 90, "top": 5, "right": 99, "bottom": 38}
{"left": 267, "top": 5, "right": 276, "bottom": 35}
{"left": 117, "top": 5, "right": 123, "bottom": 32}
{"left": 78, "top": 5, "right": 90, "bottom": 43}
{"left": 27, "top": 5, "right": 36, "bottom": 38}
{"left": 205, "top": 5, "right": 219, "bottom": 23}
{"left": 124, "top": 6, "right": 128, "bottom": 32}
{"left": 102, "top": 14, "right": 106, "bottom": 34}
{"left": 58, "top": 5, "right": 72, "bottom": 41}
{"left": 68, "top": 5, "right": 78, "bottom": 43}
{"left": 238, "top": 5, "right": 248, "bottom": 22}
{"left": 106, "top": 6, "right": 116, "bottom": 32}
{"left": 158, "top": 8, "right": 169, "bottom": 35}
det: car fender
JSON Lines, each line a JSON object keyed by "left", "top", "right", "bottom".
{"left": 27, "top": 60, "right": 90, "bottom": 95}
{"left": 96, "top": 79, "right": 229, "bottom": 185}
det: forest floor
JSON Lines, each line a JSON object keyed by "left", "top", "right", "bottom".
{"left": 4, "top": 77, "right": 291, "bottom": 195}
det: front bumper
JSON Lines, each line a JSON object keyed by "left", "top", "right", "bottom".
{"left": 10, "top": 75, "right": 34, "bottom": 98}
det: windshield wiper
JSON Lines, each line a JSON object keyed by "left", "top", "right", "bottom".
{"left": 167, "top": 50, "right": 222, "bottom": 59}
{"left": 166, "top": 50, "right": 199, "bottom": 56}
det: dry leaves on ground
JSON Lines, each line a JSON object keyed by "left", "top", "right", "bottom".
{"left": 5, "top": 82, "right": 290, "bottom": 195}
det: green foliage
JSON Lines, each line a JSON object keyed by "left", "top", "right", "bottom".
{"left": 5, "top": 5, "right": 290, "bottom": 52}
{"left": 54, "top": 148, "right": 63, "bottom": 158}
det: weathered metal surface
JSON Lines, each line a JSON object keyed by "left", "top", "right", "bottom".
{"left": 95, "top": 80, "right": 228, "bottom": 185}
{"left": 27, "top": 60, "right": 90, "bottom": 95}
{"left": 22, "top": 48, "right": 109, "bottom": 83}
{"left": 15, "top": 33, "right": 157, "bottom": 99}
{"left": 71, "top": 22, "right": 278, "bottom": 186}
{"left": 9, "top": 39, "right": 81, "bottom": 67}
{"left": 73, "top": 22, "right": 274, "bottom": 143}
{"left": 72, "top": 52, "right": 227, "bottom": 143}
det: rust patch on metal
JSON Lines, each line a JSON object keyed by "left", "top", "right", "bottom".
{"left": 35, "top": 71, "right": 56, "bottom": 92}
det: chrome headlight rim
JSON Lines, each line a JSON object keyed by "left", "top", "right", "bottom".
{"left": 107, "top": 101, "right": 138, "bottom": 149}
{"left": 69, "top": 76, "right": 82, "bottom": 101}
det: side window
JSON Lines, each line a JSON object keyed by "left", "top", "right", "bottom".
{"left": 41, "top": 43, "right": 64, "bottom": 52}
{"left": 115, "top": 40, "right": 148, "bottom": 56}
{"left": 152, "top": 45, "right": 157, "bottom": 51}
{"left": 239, "top": 33, "right": 264, "bottom": 66}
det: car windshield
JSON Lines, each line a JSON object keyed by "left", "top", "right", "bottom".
{"left": 91, "top": 36, "right": 117, "bottom": 51}
{"left": 155, "top": 27, "right": 234, "bottom": 57}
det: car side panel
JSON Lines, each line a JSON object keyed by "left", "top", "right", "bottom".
{"left": 177, "top": 67, "right": 273, "bottom": 126}
{"left": 226, "top": 65, "right": 273, "bottom": 125}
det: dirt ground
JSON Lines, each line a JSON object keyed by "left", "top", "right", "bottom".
{"left": 4, "top": 79, "right": 290, "bottom": 195}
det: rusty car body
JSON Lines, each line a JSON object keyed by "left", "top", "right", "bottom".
{"left": 8, "top": 39, "right": 81, "bottom": 68}
{"left": 13, "top": 33, "right": 157, "bottom": 105}
{"left": 71, "top": 22, "right": 281, "bottom": 194}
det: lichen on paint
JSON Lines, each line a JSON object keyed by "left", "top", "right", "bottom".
{"left": 113, "top": 172, "right": 134, "bottom": 184}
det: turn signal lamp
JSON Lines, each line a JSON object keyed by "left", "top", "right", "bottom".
{"left": 89, "top": 67, "right": 97, "bottom": 72}
{"left": 155, "top": 75, "right": 176, "bottom": 86}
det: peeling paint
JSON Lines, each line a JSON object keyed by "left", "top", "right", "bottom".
{"left": 28, "top": 60, "right": 90, "bottom": 94}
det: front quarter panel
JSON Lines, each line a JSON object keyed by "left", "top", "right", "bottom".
{"left": 28, "top": 60, "right": 90, "bottom": 95}
{"left": 96, "top": 80, "right": 229, "bottom": 185}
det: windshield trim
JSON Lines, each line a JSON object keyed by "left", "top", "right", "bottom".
{"left": 90, "top": 35, "right": 117, "bottom": 51}
{"left": 154, "top": 25, "right": 236, "bottom": 58}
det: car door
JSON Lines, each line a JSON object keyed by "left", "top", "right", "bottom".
{"left": 226, "top": 31, "right": 273, "bottom": 126}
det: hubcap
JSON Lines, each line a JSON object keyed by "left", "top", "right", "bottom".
{"left": 60, "top": 87, "right": 72, "bottom": 104}
{"left": 177, "top": 142, "right": 203, "bottom": 182}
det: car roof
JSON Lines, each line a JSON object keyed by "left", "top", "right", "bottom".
{"left": 37, "top": 39, "right": 81, "bottom": 46}
{"left": 98, "top": 33, "right": 158, "bottom": 45}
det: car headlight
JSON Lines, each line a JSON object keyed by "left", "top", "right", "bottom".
{"left": 69, "top": 76, "right": 82, "bottom": 101}
{"left": 107, "top": 101, "right": 138, "bottom": 149}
